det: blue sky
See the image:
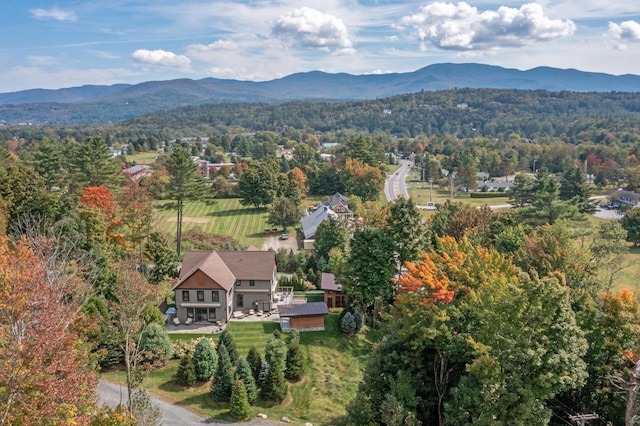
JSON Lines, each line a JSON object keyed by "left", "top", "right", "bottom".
{"left": 1, "top": 1, "right": 639, "bottom": 92}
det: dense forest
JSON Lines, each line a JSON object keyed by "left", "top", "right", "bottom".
{"left": 2, "top": 89, "right": 640, "bottom": 145}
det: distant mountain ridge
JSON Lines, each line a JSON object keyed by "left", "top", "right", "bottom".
{"left": 2, "top": 63, "right": 640, "bottom": 124}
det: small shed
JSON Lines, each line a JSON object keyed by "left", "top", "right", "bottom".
{"left": 278, "top": 302, "right": 329, "bottom": 332}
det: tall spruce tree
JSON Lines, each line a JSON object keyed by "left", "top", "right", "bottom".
{"left": 235, "top": 357, "right": 258, "bottom": 405}
{"left": 211, "top": 343, "right": 234, "bottom": 402}
{"left": 246, "top": 347, "right": 262, "bottom": 382}
{"left": 219, "top": 329, "right": 239, "bottom": 365}
{"left": 285, "top": 333, "right": 305, "bottom": 381}
{"left": 261, "top": 335, "right": 288, "bottom": 402}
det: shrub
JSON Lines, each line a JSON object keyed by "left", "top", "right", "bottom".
{"left": 139, "top": 323, "right": 173, "bottom": 363}
{"left": 172, "top": 336, "right": 216, "bottom": 359}
{"left": 229, "top": 380, "right": 251, "bottom": 420}
{"left": 341, "top": 312, "right": 356, "bottom": 335}
{"left": 192, "top": 338, "right": 217, "bottom": 381}
{"left": 130, "top": 389, "right": 162, "bottom": 426}
{"left": 235, "top": 357, "right": 258, "bottom": 405}
{"left": 176, "top": 356, "right": 196, "bottom": 386}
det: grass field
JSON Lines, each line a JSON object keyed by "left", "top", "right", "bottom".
{"left": 125, "top": 151, "right": 164, "bottom": 164}
{"left": 153, "top": 198, "right": 284, "bottom": 248}
{"left": 101, "top": 313, "right": 376, "bottom": 424}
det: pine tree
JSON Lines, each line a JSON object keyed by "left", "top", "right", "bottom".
{"left": 192, "top": 338, "right": 217, "bottom": 381}
{"left": 176, "top": 356, "right": 196, "bottom": 386}
{"left": 285, "top": 335, "right": 305, "bottom": 381}
{"left": 220, "top": 329, "right": 239, "bottom": 365}
{"left": 229, "top": 380, "right": 251, "bottom": 420}
{"left": 211, "top": 344, "right": 234, "bottom": 402}
{"left": 246, "top": 346, "right": 263, "bottom": 382}
{"left": 235, "top": 357, "right": 258, "bottom": 405}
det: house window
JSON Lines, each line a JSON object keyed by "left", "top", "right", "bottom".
{"left": 249, "top": 280, "right": 255, "bottom": 287}
{"left": 235, "top": 279, "right": 241, "bottom": 287}
{"left": 197, "top": 291, "right": 204, "bottom": 302}
{"left": 327, "top": 297, "right": 333, "bottom": 308}
{"left": 182, "top": 291, "right": 189, "bottom": 302}
{"left": 236, "top": 294, "right": 244, "bottom": 308}
{"left": 212, "top": 291, "right": 220, "bottom": 302}
{"left": 208, "top": 309, "right": 217, "bottom": 320}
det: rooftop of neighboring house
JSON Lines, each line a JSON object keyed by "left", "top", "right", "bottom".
{"left": 301, "top": 205, "right": 337, "bottom": 239}
{"left": 320, "top": 272, "right": 343, "bottom": 292}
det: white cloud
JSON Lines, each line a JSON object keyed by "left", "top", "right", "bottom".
{"left": 30, "top": 7, "right": 77, "bottom": 22}
{"left": 608, "top": 20, "right": 640, "bottom": 49}
{"left": 399, "top": 2, "right": 575, "bottom": 51}
{"left": 131, "top": 49, "right": 191, "bottom": 69}
{"left": 272, "top": 7, "right": 353, "bottom": 49}
{"left": 186, "top": 39, "right": 239, "bottom": 54}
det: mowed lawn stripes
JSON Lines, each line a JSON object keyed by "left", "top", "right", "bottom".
{"left": 153, "top": 199, "right": 270, "bottom": 247}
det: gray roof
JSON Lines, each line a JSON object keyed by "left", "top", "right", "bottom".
{"left": 320, "top": 272, "right": 342, "bottom": 292}
{"left": 301, "top": 206, "right": 337, "bottom": 239}
{"left": 278, "top": 302, "right": 329, "bottom": 317}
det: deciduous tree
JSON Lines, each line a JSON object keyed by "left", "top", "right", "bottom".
{"left": 0, "top": 236, "right": 96, "bottom": 425}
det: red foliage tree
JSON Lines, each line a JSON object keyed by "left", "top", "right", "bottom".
{"left": 0, "top": 236, "right": 96, "bottom": 425}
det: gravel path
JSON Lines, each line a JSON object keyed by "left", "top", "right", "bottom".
{"left": 97, "top": 381, "right": 280, "bottom": 426}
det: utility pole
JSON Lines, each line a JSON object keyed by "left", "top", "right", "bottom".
{"left": 569, "top": 413, "right": 599, "bottom": 426}
{"left": 429, "top": 178, "right": 433, "bottom": 202}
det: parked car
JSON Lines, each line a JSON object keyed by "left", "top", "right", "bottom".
{"left": 280, "top": 233, "right": 289, "bottom": 240}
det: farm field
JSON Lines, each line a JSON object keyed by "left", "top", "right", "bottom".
{"left": 101, "top": 313, "right": 376, "bottom": 425}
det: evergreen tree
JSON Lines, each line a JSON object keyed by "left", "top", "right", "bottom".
{"left": 285, "top": 334, "right": 305, "bottom": 381}
{"left": 261, "top": 335, "right": 288, "bottom": 402}
{"left": 246, "top": 347, "right": 263, "bottom": 383}
{"left": 165, "top": 144, "right": 209, "bottom": 255}
{"left": 139, "top": 322, "right": 173, "bottom": 363}
{"left": 220, "top": 329, "right": 239, "bottom": 365}
{"left": 341, "top": 312, "right": 356, "bottom": 335}
{"left": 353, "top": 309, "right": 364, "bottom": 331}
{"left": 235, "top": 357, "right": 258, "bottom": 405}
{"left": 192, "top": 338, "right": 217, "bottom": 381}
{"left": 257, "top": 360, "right": 269, "bottom": 387}
{"left": 229, "top": 380, "right": 251, "bottom": 420}
{"left": 211, "top": 343, "right": 234, "bottom": 402}
{"left": 176, "top": 356, "right": 196, "bottom": 386}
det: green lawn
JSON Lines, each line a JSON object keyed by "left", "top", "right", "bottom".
{"left": 101, "top": 313, "right": 376, "bottom": 424}
{"left": 124, "top": 151, "right": 165, "bottom": 164}
{"left": 153, "top": 198, "right": 283, "bottom": 248}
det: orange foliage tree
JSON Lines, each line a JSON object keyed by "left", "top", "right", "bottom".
{"left": 0, "top": 236, "right": 96, "bottom": 425}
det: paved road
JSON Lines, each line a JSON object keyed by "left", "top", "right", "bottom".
{"left": 98, "top": 381, "right": 278, "bottom": 426}
{"left": 385, "top": 159, "right": 412, "bottom": 202}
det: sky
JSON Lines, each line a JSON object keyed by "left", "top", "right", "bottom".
{"left": 1, "top": 1, "right": 639, "bottom": 93}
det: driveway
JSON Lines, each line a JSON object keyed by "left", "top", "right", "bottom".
{"left": 262, "top": 232, "right": 299, "bottom": 252}
{"left": 97, "top": 381, "right": 279, "bottom": 426}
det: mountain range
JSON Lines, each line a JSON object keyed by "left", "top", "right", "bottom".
{"left": 2, "top": 63, "right": 640, "bottom": 124}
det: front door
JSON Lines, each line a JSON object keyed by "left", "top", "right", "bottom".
{"left": 327, "top": 297, "right": 333, "bottom": 308}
